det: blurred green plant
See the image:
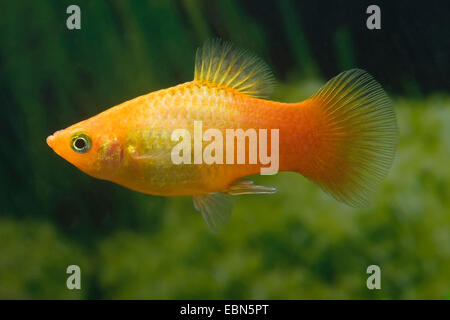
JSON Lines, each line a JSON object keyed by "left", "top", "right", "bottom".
{"left": 0, "top": 219, "right": 89, "bottom": 299}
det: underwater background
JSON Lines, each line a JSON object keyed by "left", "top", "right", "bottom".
{"left": 0, "top": 0, "right": 449, "bottom": 299}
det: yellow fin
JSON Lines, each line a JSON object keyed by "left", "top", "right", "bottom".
{"left": 193, "top": 192, "right": 232, "bottom": 232}
{"left": 194, "top": 39, "right": 275, "bottom": 98}
{"left": 304, "top": 69, "right": 398, "bottom": 207}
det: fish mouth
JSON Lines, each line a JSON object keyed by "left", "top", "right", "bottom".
{"left": 46, "top": 134, "right": 55, "bottom": 149}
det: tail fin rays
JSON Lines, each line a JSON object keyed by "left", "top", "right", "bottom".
{"left": 303, "top": 69, "right": 397, "bottom": 206}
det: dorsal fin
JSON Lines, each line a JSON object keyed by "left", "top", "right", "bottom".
{"left": 194, "top": 39, "right": 275, "bottom": 98}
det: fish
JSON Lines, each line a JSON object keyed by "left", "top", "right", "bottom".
{"left": 47, "top": 39, "right": 398, "bottom": 231}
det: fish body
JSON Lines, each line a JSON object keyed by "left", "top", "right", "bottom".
{"left": 47, "top": 40, "right": 397, "bottom": 230}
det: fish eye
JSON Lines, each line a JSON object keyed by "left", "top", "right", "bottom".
{"left": 71, "top": 133, "right": 91, "bottom": 154}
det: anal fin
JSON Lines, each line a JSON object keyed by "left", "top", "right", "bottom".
{"left": 192, "top": 179, "right": 277, "bottom": 231}
{"left": 226, "top": 179, "right": 278, "bottom": 195}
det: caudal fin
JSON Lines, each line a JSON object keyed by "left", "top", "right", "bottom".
{"left": 302, "top": 69, "right": 397, "bottom": 206}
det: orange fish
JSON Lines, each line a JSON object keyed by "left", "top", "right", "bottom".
{"left": 47, "top": 40, "right": 397, "bottom": 230}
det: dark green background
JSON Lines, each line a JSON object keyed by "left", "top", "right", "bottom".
{"left": 0, "top": 0, "right": 449, "bottom": 299}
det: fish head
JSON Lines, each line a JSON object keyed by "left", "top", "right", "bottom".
{"left": 47, "top": 118, "right": 123, "bottom": 180}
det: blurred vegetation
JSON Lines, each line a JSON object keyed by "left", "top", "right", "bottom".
{"left": 0, "top": 0, "right": 449, "bottom": 299}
